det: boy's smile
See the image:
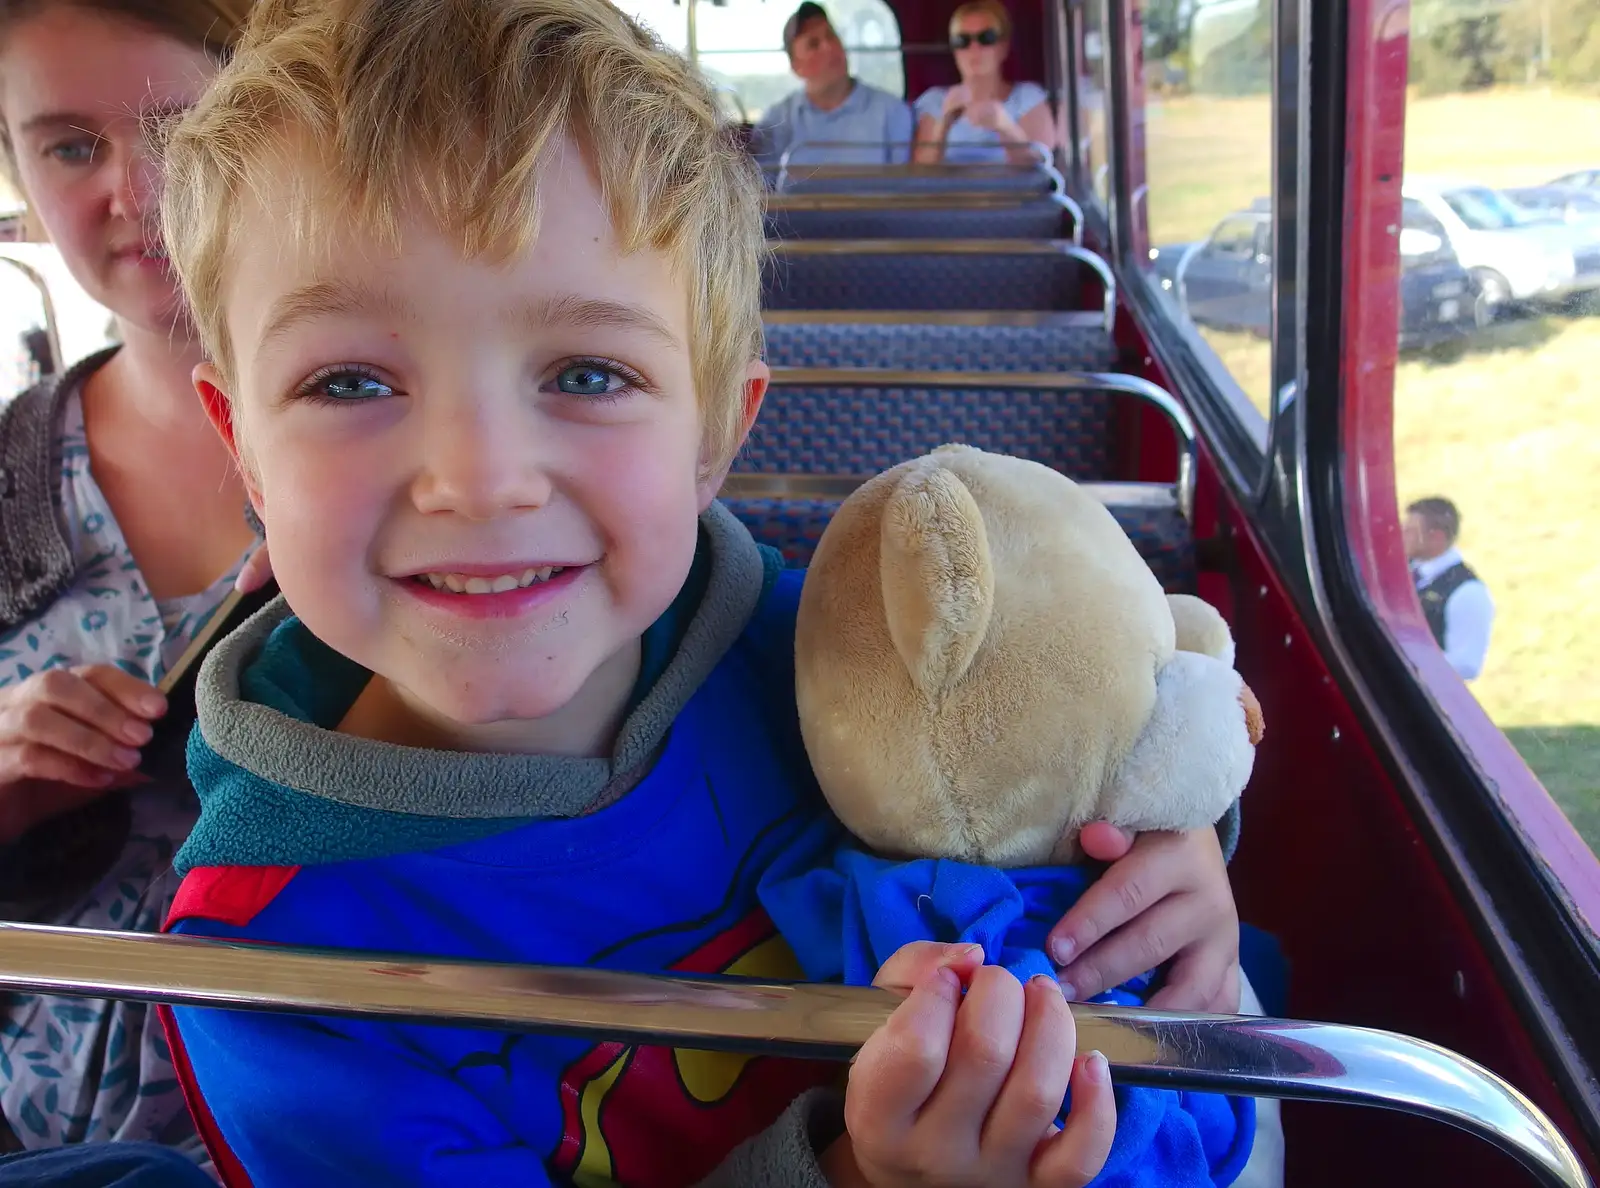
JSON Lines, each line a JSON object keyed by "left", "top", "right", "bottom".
{"left": 198, "top": 138, "right": 750, "bottom": 753}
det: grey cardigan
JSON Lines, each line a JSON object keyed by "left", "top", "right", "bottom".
{"left": 0, "top": 346, "right": 120, "bottom": 631}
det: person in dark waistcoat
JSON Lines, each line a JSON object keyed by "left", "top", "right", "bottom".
{"left": 1404, "top": 497, "right": 1494, "bottom": 681}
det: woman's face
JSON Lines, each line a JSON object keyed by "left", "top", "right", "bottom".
{"left": 0, "top": 6, "right": 217, "bottom": 335}
{"left": 950, "top": 10, "right": 1008, "bottom": 84}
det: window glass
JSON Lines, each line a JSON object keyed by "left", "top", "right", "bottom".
{"left": 1136, "top": 0, "right": 1275, "bottom": 430}
{"left": 611, "top": 0, "right": 689, "bottom": 55}
{"left": 1395, "top": 6, "right": 1600, "bottom": 855}
{"left": 1077, "top": 0, "right": 1111, "bottom": 209}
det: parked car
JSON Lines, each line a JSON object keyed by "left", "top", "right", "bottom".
{"left": 1547, "top": 168, "right": 1600, "bottom": 190}
{"left": 1506, "top": 185, "right": 1600, "bottom": 229}
{"left": 1402, "top": 176, "right": 1600, "bottom": 315}
{"left": 1149, "top": 197, "right": 1477, "bottom": 349}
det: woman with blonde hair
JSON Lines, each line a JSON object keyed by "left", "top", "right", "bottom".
{"left": 0, "top": 0, "right": 259, "bottom": 1167}
{"left": 912, "top": 0, "right": 1058, "bottom": 165}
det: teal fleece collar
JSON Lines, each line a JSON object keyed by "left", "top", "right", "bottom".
{"left": 176, "top": 503, "right": 784, "bottom": 873}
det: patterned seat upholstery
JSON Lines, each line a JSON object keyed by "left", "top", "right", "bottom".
{"left": 723, "top": 494, "right": 1195, "bottom": 593}
{"left": 736, "top": 381, "right": 1114, "bottom": 480}
{"left": 764, "top": 202, "right": 1067, "bottom": 241}
{"left": 764, "top": 252, "right": 1083, "bottom": 311}
{"left": 761, "top": 320, "right": 1118, "bottom": 373}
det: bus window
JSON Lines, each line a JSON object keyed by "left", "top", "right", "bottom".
{"left": 1387, "top": 9, "right": 1600, "bottom": 860}
{"left": 609, "top": 0, "right": 689, "bottom": 55}
{"left": 1136, "top": 0, "right": 1274, "bottom": 432}
{"left": 1076, "top": 0, "right": 1111, "bottom": 211}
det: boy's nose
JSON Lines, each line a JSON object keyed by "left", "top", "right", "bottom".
{"left": 411, "top": 398, "right": 554, "bottom": 520}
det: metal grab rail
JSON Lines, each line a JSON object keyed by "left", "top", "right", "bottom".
{"left": 763, "top": 366, "right": 1195, "bottom": 523}
{"left": 774, "top": 140, "right": 1055, "bottom": 191}
{"left": 766, "top": 237, "right": 1115, "bottom": 331}
{"left": 765, "top": 191, "right": 1085, "bottom": 246}
{"left": 0, "top": 922, "right": 1588, "bottom": 1188}
{"left": 0, "top": 250, "right": 62, "bottom": 391}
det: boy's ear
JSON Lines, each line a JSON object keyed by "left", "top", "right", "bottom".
{"left": 695, "top": 360, "right": 769, "bottom": 510}
{"left": 194, "top": 362, "right": 266, "bottom": 520}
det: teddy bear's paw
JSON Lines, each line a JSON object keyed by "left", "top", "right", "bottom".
{"left": 1099, "top": 651, "right": 1258, "bottom": 833}
{"left": 1240, "top": 681, "right": 1266, "bottom": 745}
{"left": 1166, "top": 594, "right": 1236, "bottom": 665}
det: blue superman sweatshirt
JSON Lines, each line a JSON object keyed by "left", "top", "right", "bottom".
{"left": 163, "top": 502, "right": 1250, "bottom": 1188}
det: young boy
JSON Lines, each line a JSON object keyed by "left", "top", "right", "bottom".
{"left": 152, "top": 0, "right": 1249, "bottom": 1183}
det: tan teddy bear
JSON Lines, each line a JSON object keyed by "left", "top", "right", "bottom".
{"left": 793, "top": 443, "right": 1264, "bottom": 868}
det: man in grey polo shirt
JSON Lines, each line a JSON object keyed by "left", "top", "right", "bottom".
{"left": 752, "top": 1, "right": 913, "bottom": 168}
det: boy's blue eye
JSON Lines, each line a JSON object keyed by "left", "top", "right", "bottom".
{"left": 555, "top": 364, "right": 624, "bottom": 397}
{"left": 303, "top": 370, "right": 394, "bottom": 402}
{"left": 318, "top": 374, "right": 393, "bottom": 401}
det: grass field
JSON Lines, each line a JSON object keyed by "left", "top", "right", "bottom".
{"left": 1145, "top": 86, "right": 1600, "bottom": 852}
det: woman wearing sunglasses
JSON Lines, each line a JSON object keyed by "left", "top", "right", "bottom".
{"left": 912, "top": 0, "right": 1056, "bottom": 165}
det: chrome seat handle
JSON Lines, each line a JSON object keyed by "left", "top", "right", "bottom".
{"left": 0, "top": 923, "right": 1588, "bottom": 1188}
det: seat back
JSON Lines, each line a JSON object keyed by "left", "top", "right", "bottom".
{"left": 765, "top": 240, "right": 1094, "bottom": 311}
{"left": 722, "top": 477, "right": 1196, "bottom": 593}
{"left": 761, "top": 316, "right": 1120, "bottom": 373}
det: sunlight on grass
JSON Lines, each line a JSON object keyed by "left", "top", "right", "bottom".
{"left": 1140, "top": 86, "right": 1600, "bottom": 851}
{"left": 1394, "top": 315, "right": 1600, "bottom": 843}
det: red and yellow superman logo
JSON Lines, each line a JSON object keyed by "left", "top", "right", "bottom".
{"left": 552, "top": 910, "right": 839, "bottom": 1187}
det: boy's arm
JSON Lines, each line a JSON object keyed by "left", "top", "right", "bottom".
{"left": 695, "top": 1088, "right": 844, "bottom": 1188}
{"left": 171, "top": 1004, "right": 554, "bottom": 1188}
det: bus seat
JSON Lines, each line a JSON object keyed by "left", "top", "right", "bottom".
{"left": 721, "top": 479, "right": 1196, "bottom": 595}
{"left": 764, "top": 247, "right": 1084, "bottom": 311}
{"left": 737, "top": 377, "right": 1115, "bottom": 480}
{"left": 761, "top": 316, "right": 1120, "bottom": 374}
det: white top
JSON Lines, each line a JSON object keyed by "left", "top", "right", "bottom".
{"left": 1413, "top": 546, "right": 1494, "bottom": 681}
{"left": 913, "top": 80, "right": 1049, "bottom": 164}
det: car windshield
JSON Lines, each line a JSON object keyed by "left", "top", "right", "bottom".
{"left": 1442, "top": 186, "right": 1540, "bottom": 230}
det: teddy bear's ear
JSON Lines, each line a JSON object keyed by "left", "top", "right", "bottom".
{"left": 879, "top": 464, "right": 995, "bottom": 699}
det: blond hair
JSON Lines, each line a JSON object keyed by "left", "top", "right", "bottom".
{"left": 159, "top": 0, "right": 767, "bottom": 471}
{"left": 949, "top": 0, "right": 1011, "bottom": 41}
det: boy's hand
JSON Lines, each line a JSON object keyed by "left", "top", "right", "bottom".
{"left": 826, "top": 942, "right": 1116, "bottom": 1187}
{"left": 1047, "top": 826, "right": 1240, "bottom": 1013}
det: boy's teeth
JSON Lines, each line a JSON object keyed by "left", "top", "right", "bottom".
{"left": 418, "top": 567, "right": 562, "bottom": 594}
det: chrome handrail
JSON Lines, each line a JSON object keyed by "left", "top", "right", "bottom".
{"left": 764, "top": 366, "right": 1194, "bottom": 523}
{"left": 0, "top": 250, "right": 62, "bottom": 387}
{"left": 764, "top": 187, "right": 1081, "bottom": 244}
{"left": 766, "top": 238, "right": 1115, "bottom": 331}
{"left": 0, "top": 923, "right": 1588, "bottom": 1188}
{"left": 767, "top": 191, "right": 1049, "bottom": 210}
{"left": 776, "top": 143, "right": 1054, "bottom": 192}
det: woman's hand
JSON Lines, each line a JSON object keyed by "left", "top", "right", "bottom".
{"left": 1047, "top": 825, "right": 1241, "bottom": 1013}
{"left": 236, "top": 540, "right": 274, "bottom": 593}
{"left": 0, "top": 666, "right": 166, "bottom": 841}
{"left": 823, "top": 942, "right": 1116, "bottom": 1187}
{"left": 940, "top": 84, "right": 973, "bottom": 126}
{"left": 961, "top": 98, "right": 1019, "bottom": 136}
